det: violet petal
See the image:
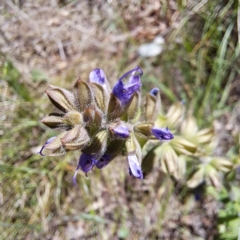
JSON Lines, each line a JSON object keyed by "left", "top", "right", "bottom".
{"left": 118, "top": 66, "right": 143, "bottom": 82}
{"left": 127, "top": 154, "right": 143, "bottom": 179}
{"left": 79, "top": 153, "right": 97, "bottom": 173}
{"left": 112, "top": 67, "right": 142, "bottom": 106}
{"left": 128, "top": 67, "right": 143, "bottom": 86}
{"left": 72, "top": 153, "right": 97, "bottom": 186}
{"left": 112, "top": 81, "right": 139, "bottom": 106}
{"left": 112, "top": 124, "right": 130, "bottom": 139}
{"left": 89, "top": 68, "right": 106, "bottom": 86}
{"left": 96, "top": 155, "right": 111, "bottom": 169}
{"left": 149, "top": 87, "right": 159, "bottom": 97}
{"left": 151, "top": 127, "right": 174, "bottom": 141}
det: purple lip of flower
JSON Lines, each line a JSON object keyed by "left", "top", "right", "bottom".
{"left": 72, "top": 153, "right": 97, "bottom": 186}
{"left": 95, "top": 154, "right": 112, "bottom": 169}
{"left": 151, "top": 127, "right": 174, "bottom": 141}
{"left": 118, "top": 66, "right": 143, "bottom": 83}
{"left": 150, "top": 88, "right": 159, "bottom": 97}
{"left": 128, "top": 154, "right": 143, "bottom": 179}
{"left": 39, "top": 136, "right": 56, "bottom": 156}
{"left": 89, "top": 68, "right": 106, "bottom": 86}
{"left": 112, "top": 124, "right": 130, "bottom": 139}
{"left": 79, "top": 153, "right": 97, "bottom": 173}
{"left": 112, "top": 66, "right": 143, "bottom": 106}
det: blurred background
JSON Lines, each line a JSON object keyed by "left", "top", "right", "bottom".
{"left": 1, "top": 0, "right": 240, "bottom": 239}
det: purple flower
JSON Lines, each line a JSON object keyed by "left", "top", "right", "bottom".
{"left": 112, "top": 66, "right": 142, "bottom": 106}
{"left": 89, "top": 68, "right": 107, "bottom": 86}
{"left": 72, "top": 153, "right": 97, "bottom": 185}
{"left": 128, "top": 154, "right": 143, "bottom": 179}
{"left": 79, "top": 153, "right": 97, "bottom": 172}
{"left": 149, "top": 87, "right": 159, "bottom": 97}
{"left": 39, "top": 136, "right": 56, "bottom": 156}
{"left": 118, "top": 66, "right": 143, "bottom": 82}
{"left": 95, "top": 154, "right": 112, "bottom": 169}
{"left": 151, "top": 127, "right": 174, "bottom": 141}
{"left": 113, "top": 124, "right": 130, "bottom": 139}
{"left": 111, "top": 123, "right": 130, "bottom": 139}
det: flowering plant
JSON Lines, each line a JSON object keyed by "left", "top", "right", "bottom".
{"left": 39, "top": 67, "right": 173, "bottom": 184}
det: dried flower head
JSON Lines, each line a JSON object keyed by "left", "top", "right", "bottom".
{"left": 39, "top": 67, "right": 174, "bottom": 184}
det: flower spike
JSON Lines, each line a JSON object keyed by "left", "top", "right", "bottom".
{"left": 40, "top": 66, "right": 175, "bottom": 183}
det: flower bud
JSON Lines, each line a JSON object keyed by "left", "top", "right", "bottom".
{"left": 90, "top": 82, "right": 108, "bottom": 113}
{"left": 39, "top": 136, "right": 56, "bottom": 156}
{"left": 145, "top": 88, "right": 160, "bottom": 121}
{"left": 60, "top": 125, "right": 90, "bottom": 150}
{"left": 107, "top": 93, "right": 124, "bottom": 120}
{"left": 89, "top": 68, "right": 109, "bottom": 90}
{"left": 141, "top": 147, "right": 158, "bottom": 176}
{"left": 125, "top": 133, "right": 138, "bottom": 155}
{"left": 39, "top": 132, "right": 67, "bottom": 156}
{"left": 63, "top": 110, "right": 83, "bottom": 126}
{"left": 108, "top": 121, "right": 130, "bottom": 139}
{"left": 127, "top": 92, "right": 141, "bottom": 121}
{"left": 41, "top": 115, "right": 64, "bottom": 129}
{"left": 125, "top": 133, "right": 143, "bottom": 178}
{"left": 106, "top": 139, "right": 125, "bottom": 158}
{"left": 134, "top": 122, "right": 154, "bottom": 139}
{"left": 151, "top": 127, "right": 174, "bottom": 141}
{"left": 90, "top": 68, "right": 105, "bottom": 83}
{"left": 45, "top": 85, "right": 76, "bottom": 112}
{"left": 128, "top": 154, "right": 143, "bottom": 179}
{"left": 83, "top": 106, "right": 102, "bottom": 125}
{"left": 83, "top": 130, "right": 108, "bottom": 157}
{"left": 74, "top": 78, "right": 94, "bottom": 112}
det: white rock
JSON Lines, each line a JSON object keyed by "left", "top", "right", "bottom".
{"left": 138, "top": 35, "right": 165, "bottom": 57}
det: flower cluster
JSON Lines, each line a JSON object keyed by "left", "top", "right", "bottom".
{"left": 39, "top": 67, "right": 173, "bottom": 183}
